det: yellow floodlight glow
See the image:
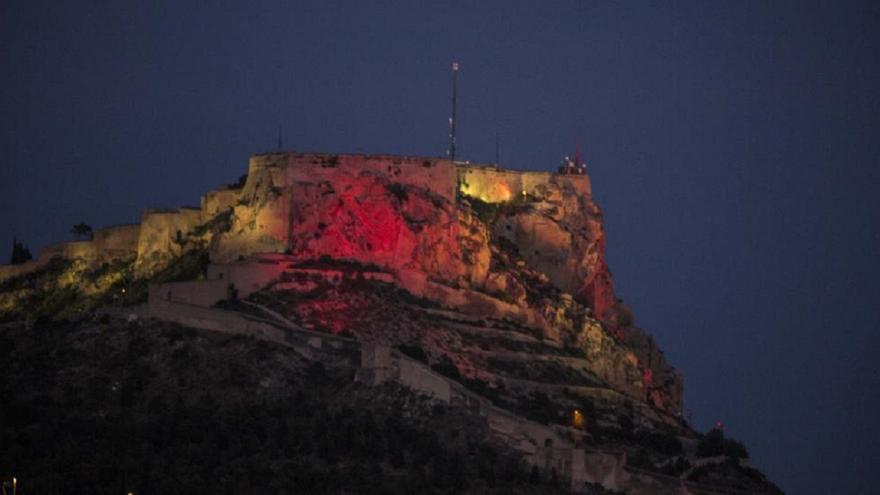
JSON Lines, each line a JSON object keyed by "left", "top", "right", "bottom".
{"left": 572, "top": 409, "right": 585, "bottom": 429}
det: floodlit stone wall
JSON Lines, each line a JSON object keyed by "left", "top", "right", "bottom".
{"left": 135, "top": 208, "right": 203, "bottom": 275}
{"left": 0, "top": 241, "right": 95, "bottom": 281}
{"left": 457, "top": 164, "right": 591, "bottom": 203}
{"left": 285, "top": 154, "right": 458, "bottom": 203}
{"left": 1, "top": 224, "right": 156, "bottom": 283}
{"left": 92, "top": 224, "right": 140, "bottom": 262}
{"left": 42, "top": 241, "right": 98, "bottom": 262}
{"left": 201, "top": 189, "right": 239, "bottom": 218}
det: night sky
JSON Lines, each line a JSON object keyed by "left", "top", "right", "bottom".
{"left": 2, "top": 1, "right": 879, "bottom": 493}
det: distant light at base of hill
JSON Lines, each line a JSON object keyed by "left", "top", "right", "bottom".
{"left": 572, "top": 409, "right": 585, "bottom": 429}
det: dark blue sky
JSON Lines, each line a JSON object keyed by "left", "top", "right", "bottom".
{"left": 2, "top": 1, "right": 879, "bottom": 492}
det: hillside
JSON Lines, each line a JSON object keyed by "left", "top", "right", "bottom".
{"left": 0, "top": 152, "right": 782, "bottom": 493}
{"left": 0, "top": 316, "right": 568, "bottom": 494}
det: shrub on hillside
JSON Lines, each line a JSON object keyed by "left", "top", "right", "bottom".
{"left": 697, "top": 428, "right": 749, "bottom": 459}
{"left": 430, "top": 355, "right": 460, "bottom": 379}
{"left": 697, "top": 428, "right": 725, "bottom": 457}
{"left": 398, "top": 343, "right": 428, "bottom": 363}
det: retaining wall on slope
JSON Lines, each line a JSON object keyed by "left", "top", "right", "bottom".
{"left": 356, "top": 342, "right": 611, "bottom": 492}
{"left": 143, "top": 280, "right": 730, "bottom": 495}
{"left": 151, "top": 280, "right": 228, "bottom": 307}
{"left": 147, "top": 289, "right": 360, "bottom": 366}
{"left": 207, "top": 254, "right": 289, "bottom": 297}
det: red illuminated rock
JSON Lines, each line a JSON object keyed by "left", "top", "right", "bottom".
{"left": 0, "top": 151, "right": 682, "bottom": 416}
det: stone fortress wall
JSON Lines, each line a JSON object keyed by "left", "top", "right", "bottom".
{"left": 458, "top": 163, "right": 591, "bottom": 203}
{"left": 280, "top": 153, "right": 459, "bottom": 204}
{"left": 0, "top": 151, "right": 580, "bottom": 282}
{"left": 246, "top": 151, "right": 582, "bottom": 205}
{"left": 134, "top": 208, "right": 203, "bottom": 275}
{"left": 0, "top": 223, "right": 140, "bottom": 281}
{"left": 201, "top": 188, "right": 239, "bottom": 218}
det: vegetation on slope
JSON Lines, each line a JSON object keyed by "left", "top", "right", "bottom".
{"left": 0, "top": 317, "right": 566, "bottom": 494}
{"left": 0, "top": 248, "right": 209, "bottom": 322}
{"left": 462, "top": 194, "right": 537, "bottom": 229}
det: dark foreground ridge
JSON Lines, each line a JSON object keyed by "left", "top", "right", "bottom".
{"left": 0, "top": 317, "right": 568, "bottom": 494}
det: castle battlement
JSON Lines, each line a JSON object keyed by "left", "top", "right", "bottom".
{"left": 246, "top": 151, "right": 591, "bottom": 205}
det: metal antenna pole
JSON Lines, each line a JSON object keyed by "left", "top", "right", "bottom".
{"left": 448, "top": 61, "right": 459, "bottom": 161}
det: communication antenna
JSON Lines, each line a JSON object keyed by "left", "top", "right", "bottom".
{"left": 447, "top": 61, "right": 459, "bottom": 161}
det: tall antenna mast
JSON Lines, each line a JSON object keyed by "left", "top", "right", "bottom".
{"left": 447, "top": 61, "right": 459, "bottom": 161}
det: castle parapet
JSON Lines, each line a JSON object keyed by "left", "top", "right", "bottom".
{"left": 457, "top": 164, "right": 591, "bottom": 203}
{"left": 283, "top": 153, "right": 458, "bottom": 204}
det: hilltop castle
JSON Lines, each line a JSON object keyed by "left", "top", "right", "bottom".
{"left": 1, "top": 151, "right": 727, "bottom": 492}
{"left": 1, "top": 152, "right": 616, "bottom": 320}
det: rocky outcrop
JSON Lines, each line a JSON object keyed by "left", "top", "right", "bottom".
{"left": 212, "top": 154, "right": 491, "bottom": 289}
{"left": 0, "top": 151, "right": 681, "bottom": 416}
{"left": 486, "top": 177, "right": 616, "bottom": 322}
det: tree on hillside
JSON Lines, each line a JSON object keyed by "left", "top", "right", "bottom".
{"left": 70, "top": 222, "right": 93, "bottom": 240}
{"left": 10, "top": 238, "right": 33, "bottom": 265}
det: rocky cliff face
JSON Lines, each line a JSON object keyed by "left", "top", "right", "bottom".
{"left": 0, "top": 152, "right": 681, "bottom": 416}
{"left": 214, "top": 154, "right": 611, "bottom": 313}
{"left": 206, "top": 153, "right": 681, "bottom": 416}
